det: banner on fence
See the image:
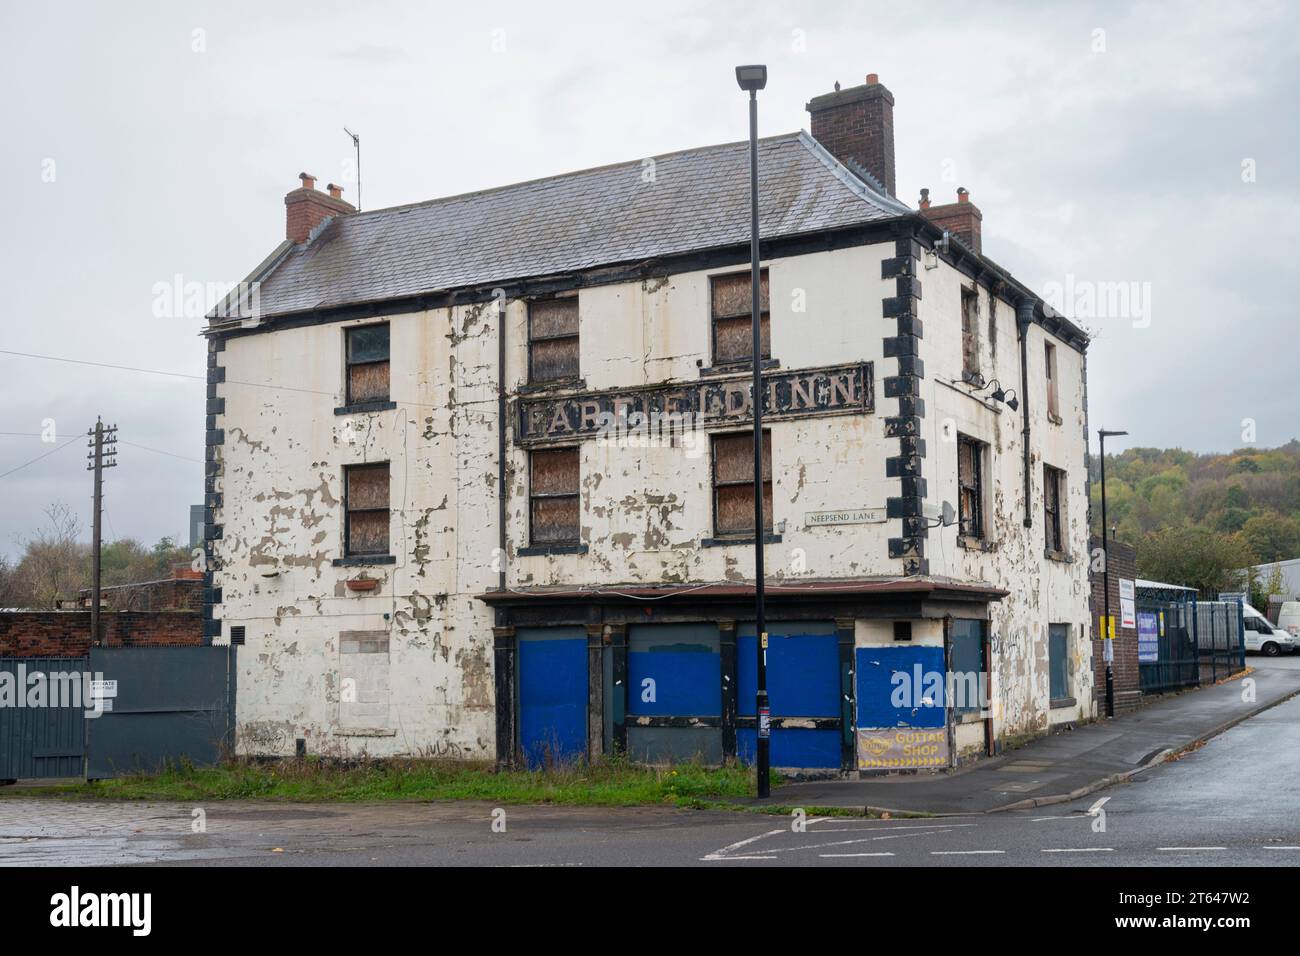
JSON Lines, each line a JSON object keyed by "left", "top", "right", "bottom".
{"left": 1137, "top": 612, "right": 1159, "bottom": 663}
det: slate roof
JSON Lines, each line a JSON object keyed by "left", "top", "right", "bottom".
{"left": 235, "top": 131, "right": 911, "bottom": 322}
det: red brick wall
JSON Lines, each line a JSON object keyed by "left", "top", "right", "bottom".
{"left": 77, "top": 577, "right": 203, "bottom": 612}
{"left": 0, "top": 611, "right": 202, "bottom": 658}
{"left": 1090, "top": 536, "right": 1141, "bottom": 714}
{"left": 922, "top": 200, "right": 983, "bottom": 255}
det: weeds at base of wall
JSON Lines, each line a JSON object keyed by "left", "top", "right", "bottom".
{"left": 2, "top": 753, "right": 783, "bottom": 808}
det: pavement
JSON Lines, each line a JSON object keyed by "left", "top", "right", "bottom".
{"left": 3, "top": 688, "right": 1300, "bottom": 866}
{"left": 768, "top": 655, "right": 1300, "bottom": 815}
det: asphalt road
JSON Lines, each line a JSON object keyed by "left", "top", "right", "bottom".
{"left": 3, "top": 660, "right": 1298, "bottom": 868}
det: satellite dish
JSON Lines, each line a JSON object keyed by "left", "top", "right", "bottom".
{"left": 941, "top": 501, "right": 957, "bottom": 527}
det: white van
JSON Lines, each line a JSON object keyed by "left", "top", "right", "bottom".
{"left": 1242, "top": 603, "right": 1295, "bottom": 656}
{"left": 1277, "top": 601, "right": 1300, "bottom": 640}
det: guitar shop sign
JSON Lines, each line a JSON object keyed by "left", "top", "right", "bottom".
{"left": 516, "top": 363, "right": 873, "bottom": 446}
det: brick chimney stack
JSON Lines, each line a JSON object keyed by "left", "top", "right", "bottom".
{"left": 285, "top": 172, "right": 355, "bottom": 243}
{"left": 806, "top": 73, "right": 895, "bottom": 196}
{"left": 920, "top": 186, "right": 983, "bottom": 255}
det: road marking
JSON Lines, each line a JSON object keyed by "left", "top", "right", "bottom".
{"left": 700, "top": 828, "right": 785, "bottom": 862}
{"left": 1030, "top": 815, "right": 1089, "bottom": 822}
{"left": 790, "top": 823, "right": 979, "bottom": 835}
{"left": 1087, "top": 797, "right": 1110, "bottom": 816}
{"left": 819, "top": 852, "right": 895, "bottom": 858}
{"left": 1156, "top": 846, "right": 1226, "bottom": 852}
{"left": 930, "top": 850, "right": 1005, "bottom": 855}
{"left": 1263, "top": 846, "right": 1300, "bottom": 850}
{"left": 1041, "top": 847, "right": 1114, "bottom": 853}
{"left": 704, "top": 821, "right": 978, "bottom": 861}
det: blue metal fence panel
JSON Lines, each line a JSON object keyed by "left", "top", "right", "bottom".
{"left": 855, "top": 645, "right": 946, "bottom": 729}
{"left": 517, "top": 628, "right": 588, "bottom": 769}
{"left": 86, "top": 646, "right": 232, "bottom": 779}
{"left": 0, "top": 657, "right": 86, "bottom": 780}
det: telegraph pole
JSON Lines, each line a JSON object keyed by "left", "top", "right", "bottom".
{"left": 86, "top": 418, "right": 117, "bottom": 646}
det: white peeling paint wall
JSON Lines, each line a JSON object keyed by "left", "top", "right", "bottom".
{"left": 918, "top": 257, "right": 1093, "bottom": 750}
{"left": 213, "top": 302, "right": 499, "bottom": 758}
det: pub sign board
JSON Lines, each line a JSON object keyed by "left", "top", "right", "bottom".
{"left": 516, "top": 362, "right": 873, "bottom": 446}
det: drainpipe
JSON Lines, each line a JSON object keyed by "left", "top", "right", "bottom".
{"left": 497, "top": 293, "right": 508, "bottom": 591}
{"left": 1015, "top": 297, "right": 1034, "bottom": 528}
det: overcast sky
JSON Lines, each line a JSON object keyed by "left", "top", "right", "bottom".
{"left": 1, "top": 0, "right": 1295, "bottom": 558}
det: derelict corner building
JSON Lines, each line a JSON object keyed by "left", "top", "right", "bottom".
{"left": 203, "top": 73, "right": 1093, "bottom": 772}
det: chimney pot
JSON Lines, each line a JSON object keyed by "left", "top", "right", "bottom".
{"left": 957, "top": 187, "right": 970, "bottom": 203}
{"left": 866, "top": 73, "right": 878, "bottom": 85}
{"left": 327, "top": 183, "right": 344, "bottom": 200}
{"left": 919, "top": 188, "right": 931, "bottom": 210}
{"left": 299, "top": 172, "right": 317, "bottom": 190}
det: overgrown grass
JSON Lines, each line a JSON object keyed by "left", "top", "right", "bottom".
{"left": 4, "top": 754, "right": 785, "bottom": 808}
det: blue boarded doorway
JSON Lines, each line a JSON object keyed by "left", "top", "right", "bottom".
{"left": 626, "top": 624, "right": 722, "bottom": 764}
{"left": 737, "top": 622, "right": 843, "bottom": 769}
{"left": 517, "top": 628, "right": 588, "bottom": 769}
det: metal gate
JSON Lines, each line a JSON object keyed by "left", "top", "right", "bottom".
{"left": 0, "top": 658, "right": 88, "bottom": 781}
{"left": 85, "top": 646, "right": 235, "bottom": 780}
{"left": 1137, "top": 600, "right": 1245, "bottom": 695}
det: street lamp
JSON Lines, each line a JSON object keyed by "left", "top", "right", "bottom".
{"left": 735, "top": 63, "right": 770, "bottom": 798}
{"left": 1098, "top": 428, "right": 1128, "bottom": 718}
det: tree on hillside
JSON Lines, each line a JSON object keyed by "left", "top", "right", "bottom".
{"left": 1136, "top": 526, "right": 1257, "bottom": 596}
{"left": 1241, "top": 514, "right": 1300, "bottom": 564}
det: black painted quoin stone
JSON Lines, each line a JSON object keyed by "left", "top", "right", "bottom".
{"left": 882, "top": 236, "right": 929, "bottom": 576}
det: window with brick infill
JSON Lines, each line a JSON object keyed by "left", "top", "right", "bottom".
{"left": 961, "top": 287, "right": 980, "bottom": 382}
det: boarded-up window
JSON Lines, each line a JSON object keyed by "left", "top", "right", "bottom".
{"left": 1045, "top": 341, "right": 1060, "bottom": 419}
{"left": 530, "top": 447, "right": 580, "bottom": 545}
{"left": 346, "top": 323, "right": 390, "bottom": 404}
{"left": 961, "top": 287, "right": 979, "bottom": 381}
{"left": 712, "top": 431, "right": 773, "bottom": 537}
{"left": 529, "top": 298, "right": 580, "bottom": 384}
{"left": 1048, "top": 623, "right": 1070, "bottom": 702}
{"left": 957, "top": 435, "right": 984, "bottom": 539}
{"left": 1044, "top": 464, "right": 1065, "bottom": 554}
{"left": 345, "top": 463, "right": 389, "bottom": 556}
{"left": 711, "top": 270, "right": 770, "bottom": 366}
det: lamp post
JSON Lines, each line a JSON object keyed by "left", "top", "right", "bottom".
{"left": 735, "top": 63, "right": 770, "bottom": 798}
{"left": 1098, "top": 428, "right": 1127, "bottom": 718}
